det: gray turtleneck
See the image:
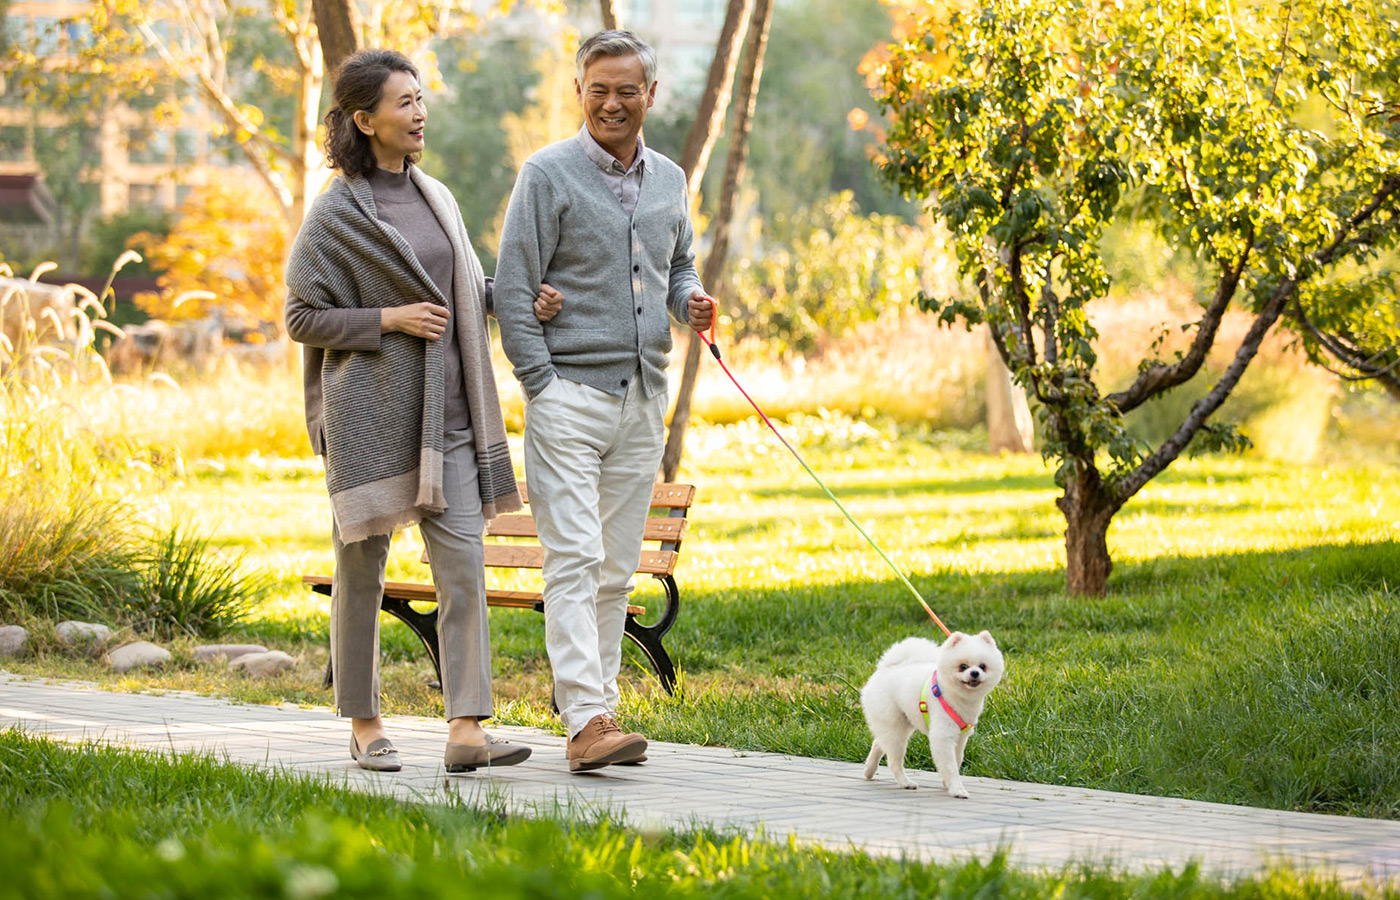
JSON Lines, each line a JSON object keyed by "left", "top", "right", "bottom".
{"left": 367, "top": 166, "right": 469, "bottom": 431}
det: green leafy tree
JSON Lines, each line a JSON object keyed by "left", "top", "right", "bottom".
{"left": 875, "top": 0, "right": 1400, "bottom": 595}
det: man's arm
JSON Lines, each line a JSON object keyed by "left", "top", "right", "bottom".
{"left": 495, "top": 162, "right": 562, "bottom": 398}
{"left": 666, "top": 186, "right": 705, "bottom": 325}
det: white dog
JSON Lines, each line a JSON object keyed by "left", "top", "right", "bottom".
{"left": 860, "top": 631, "right": 1004, "bottom": 798}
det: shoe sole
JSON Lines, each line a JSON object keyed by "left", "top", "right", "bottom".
{"left": 445, "top": 746, "right": 532, "bottom": 773}
{"left": 568, "top": 737, "right": 648, "bottom": 773}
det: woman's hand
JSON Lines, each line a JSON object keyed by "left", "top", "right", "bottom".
{"left": 382, "top": 303, "right": 449, "bottom": 339}
{"left": 534, "top": 283, "right": 563, "bottom": 322}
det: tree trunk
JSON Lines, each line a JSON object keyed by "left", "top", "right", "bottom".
{"left": 677, "top": 0, "right": 753, "bottom": 203}
{"left": 662, "top": 0, "right": 774, "bottom": 481}
{"left": 1057, "top": 462, "right": 1118, "bottom": 596}
{"left": 598, "top": 0, "right": 621, "bottom": 30}
{"left": 312, "top": 0, "right": 359, "bottom": 77}
{"left": 986, "top": 327, "right": 1034, "bottom": 453}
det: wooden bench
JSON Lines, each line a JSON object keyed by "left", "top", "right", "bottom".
{"left": 303, "top": 481, "right": 695, "bottom": 694}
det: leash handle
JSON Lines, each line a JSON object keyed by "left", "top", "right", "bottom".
{"left": 697, "top": 295, "right": 721, "bottom": 359}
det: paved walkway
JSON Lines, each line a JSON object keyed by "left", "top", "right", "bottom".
{"left": 3, "top": 674, "right": 1397, "bottom": 888}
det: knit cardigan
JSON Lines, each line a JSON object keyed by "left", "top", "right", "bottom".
{"left": 494, "top": 137, "right": 703, "bottom": 401}
{"left": 285, "top": 167, "right": 521, "bottom": 543}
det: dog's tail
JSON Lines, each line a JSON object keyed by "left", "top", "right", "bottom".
{"left": 876, "top": 637, "right": 942, "bottom": 669}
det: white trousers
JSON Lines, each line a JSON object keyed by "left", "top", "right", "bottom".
{"left": 523, "top": 374, "right": 666, "bottom": 738}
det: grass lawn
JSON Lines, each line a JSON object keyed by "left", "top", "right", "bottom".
{"left": 6, "top": 416, "right": 1398, "bottom": 819}
{"left": 1, "top": 730, "right": 1385, "bottom": 900}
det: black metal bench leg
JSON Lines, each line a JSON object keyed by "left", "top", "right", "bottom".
{"left": 624, "top": 614, "right": 677, "bottom": 693}
{"left": 312, "top": 583, "right": 445, "bottom": 691}
{"left": 379, "top": 596, "right": 444, "bottom": 689}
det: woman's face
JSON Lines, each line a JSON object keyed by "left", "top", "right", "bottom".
{"left": 354, "top": 70, "right": 425, "bottom": 171}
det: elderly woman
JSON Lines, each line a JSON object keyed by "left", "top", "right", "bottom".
{"left": 286, "top": 49, "right": 557, "bottom": 773}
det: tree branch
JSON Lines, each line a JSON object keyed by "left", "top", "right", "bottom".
{"left": 1117, "top": 173, "right": 1400, "bottom": 503}
{"left": 1286, "top": 300, "right": 1400, "bottom": 400}
{"left": 1108, "top": 226, "right": 1252, "bottom": 414}
{"left": 1008, "top": 242, "right": 1039, "bottom": 372}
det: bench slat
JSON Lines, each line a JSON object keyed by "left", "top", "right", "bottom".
{"left": 517, "top": 481, "right": 695, "bottom": 510}
{"left": 299, "top": 576, "right": 642, "bottom": 615}
{"left": 481, "top": 546, "right": 678, "bottom": 575}
{"left": 487, "top": 514, "right": 687, "bottom": 542}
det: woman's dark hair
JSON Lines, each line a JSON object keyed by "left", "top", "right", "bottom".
{"left": 323, "top": 49, "right": 421, "bottom": 177}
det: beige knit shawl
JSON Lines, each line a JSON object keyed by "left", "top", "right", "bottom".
{"left": 286, "top": 169, "right": 521, "bottom": 542}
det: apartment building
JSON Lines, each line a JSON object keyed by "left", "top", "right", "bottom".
{"left": 0, "top": 1, "right": 227, "bottom": 222}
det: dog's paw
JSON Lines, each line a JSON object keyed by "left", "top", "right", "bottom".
{"left": 949, "top": 787, "right": 970, "bottom": 799}
{"left": 899, "top": 782, "right": 918, "bottom": 790}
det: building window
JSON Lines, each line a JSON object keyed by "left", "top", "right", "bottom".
{"left": 670, "top": 44, "right": 715, "bottom": 84}
{"left": 129, "top": 183, "right": 163, "bottom": 210}
{"left": 0, "top": 125, "right": 29, "bottom": 162}
{"left": 30, "top": 17, "right": 61, "bottom": 56}
{"left": 175, "top": 129, "right": 202, "bottom": 164}
{"left": 626, "top": 0, "right": 653, "bottom": 25}
{"left": 128, "top": 127, "right": 171, "bottom": 165}
{"left": 675, "top": 0, "right": 724, "bottom": 27}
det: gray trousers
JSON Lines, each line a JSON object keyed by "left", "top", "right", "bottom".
{"left": 329, "top": 427, "right": 492, "bottom": 721}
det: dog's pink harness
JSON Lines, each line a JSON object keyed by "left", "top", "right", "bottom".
{"left": 920, "top": 671, "right": 972, "bottom": 732}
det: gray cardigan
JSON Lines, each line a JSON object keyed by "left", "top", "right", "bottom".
{"left": 494, "top": 137, "right": 704, "bottom": 400}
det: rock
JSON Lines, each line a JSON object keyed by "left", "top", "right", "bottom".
{"left": 55, "top": 621, "right": 114, "bottom": 646}
{"left": 230, "top": 650, "right": 296, "bottom": 678}
{"left": 105, "top": 641, "right": 172, "bottom": 672}
{"left": 0, "top": 625, "right": 28, "bottom": 657}
{"left": 194, "top": 643, "right": 268, "bottom": 663}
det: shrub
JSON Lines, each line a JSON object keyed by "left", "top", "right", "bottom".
{"left": 0, "top": 489, "right": 143, "bottom": 624}
{"left": 133, "top": 522, "right": 265, "bottom": 639}
{"left": 0, "top": 262, "right": 270, "bottom": 636}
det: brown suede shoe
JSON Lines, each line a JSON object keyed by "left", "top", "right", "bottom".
{"left": 566, "top": 714, "right": 647, "bottom": 772}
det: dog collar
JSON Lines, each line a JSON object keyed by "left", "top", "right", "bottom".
{"left": 920, "top": 670, "right": 972, "bottom": 732}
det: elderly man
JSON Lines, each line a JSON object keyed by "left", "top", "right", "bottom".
{"left": 494, "top": 30, "right": 713, "bottom": 772}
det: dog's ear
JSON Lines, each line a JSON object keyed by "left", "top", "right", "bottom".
{"left": 945, "top": 632, "right": 965, "bottom": 647}
{"left": 976, "top": 630, "right": 997, "bottom": 647}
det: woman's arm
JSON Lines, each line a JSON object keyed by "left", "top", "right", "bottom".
{"left": 284, "top": 294, "right": 382, "bottom": 351}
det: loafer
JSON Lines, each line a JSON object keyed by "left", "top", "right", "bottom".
{"left": 444, "top": 736, "right": 532, "bottom": 773}
{"left": 350, "top": 734, "right": 402, "bottom": 772}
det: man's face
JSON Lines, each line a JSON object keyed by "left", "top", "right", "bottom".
{"left": 576, "top": 53, "right": 656, "bottom": 163}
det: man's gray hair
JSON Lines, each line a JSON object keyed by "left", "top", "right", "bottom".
{"left": 576, "top": 30, "right": 657, "bottom": 88}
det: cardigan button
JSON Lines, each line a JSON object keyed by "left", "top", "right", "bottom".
{"left": 633, "top": 264, "right": 640, "bottom": 272}
{"left": 620, "top": 378, "right": 629, "bottom": 387}
{"left": 636, "top": 307, "right": 642, "bottom": 315}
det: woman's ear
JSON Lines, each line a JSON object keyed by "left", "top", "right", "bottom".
{"left": 353, "top": 109, "right": 374, "bottom": 136}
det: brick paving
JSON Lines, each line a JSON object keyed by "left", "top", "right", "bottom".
{"left": 3, "top": 673, "right": 1397, "bottom": 888}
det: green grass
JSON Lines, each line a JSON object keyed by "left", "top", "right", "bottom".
{"left": 0, "top": 730, "right": 1386, "bottom": 900}
{"left": 6, "top": 417, "right": 1399, "bottom": 819}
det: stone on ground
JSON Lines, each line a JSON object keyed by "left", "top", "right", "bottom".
{"left": 105, "top": 641, "right": 173, "bottom": 672}
{"left": 0, "top": 625, "right": 28, "bottom": 658}
{"left": 230, "top": 650, "right": 295, "bottom": 678}
{"left": 55, "top": 621, "right": 113, "bottom": 646}
{"left": 195, "top": 644, "right": 268, "bottom": 663}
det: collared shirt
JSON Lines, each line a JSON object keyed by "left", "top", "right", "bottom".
{"left": 576, "top": 126, "right": 645, "bottom": 216}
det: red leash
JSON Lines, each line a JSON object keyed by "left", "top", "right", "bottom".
{"left": 692, "top": 298, "right": 952, "bottom": 637}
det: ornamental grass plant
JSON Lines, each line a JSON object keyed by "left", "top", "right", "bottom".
{"left": 0, "top": 263, "right": 268, "bottom": 637}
